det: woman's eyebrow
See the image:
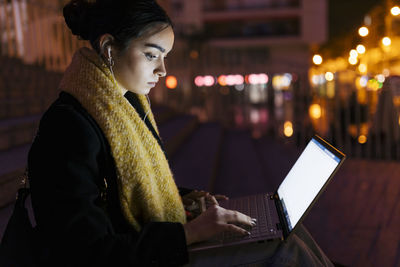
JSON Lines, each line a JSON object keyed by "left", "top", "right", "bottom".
{"left": 144, "top": 43, "right": 165, "bottom": 53}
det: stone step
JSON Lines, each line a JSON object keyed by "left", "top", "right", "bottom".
{"left": 158, "top": 114, "right": 199, "bottom": 157}
{"left": 171, "top": 122, "right": 223, "bottom": 192}
{"left": 214, "top": 130, "right": 267, "bottom": 197}
{"left": 152, "top": 105, "right": 177, "bottom": 125}
{"left": 0, "top": 115, "right": 41, "bottom": 151}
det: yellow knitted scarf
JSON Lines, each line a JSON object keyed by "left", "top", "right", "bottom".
{"left": 58, "top": 47, "right": 186, "bottom": 231}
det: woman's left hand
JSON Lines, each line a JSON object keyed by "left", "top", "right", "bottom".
{"left": 182, "top": 190, "right": 228, "bottom": 207}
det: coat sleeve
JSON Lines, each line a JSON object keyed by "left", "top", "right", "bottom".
{"left": 28, "top": 103, "right": 189, "bottom": 267}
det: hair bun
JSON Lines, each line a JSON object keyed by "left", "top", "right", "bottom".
{"left": 63, "top": 0, "right": 95, "bottom": 40}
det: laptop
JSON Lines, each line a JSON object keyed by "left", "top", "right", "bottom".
{"left": 189, "top": 135, "right": 345, "bottom": 251}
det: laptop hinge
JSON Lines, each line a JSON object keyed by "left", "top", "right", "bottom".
{"left": 273, "top": 192, "right": 290, "bottom": 239}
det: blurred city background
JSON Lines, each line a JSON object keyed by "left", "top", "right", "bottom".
{"left": 0, "top": 0, "right": 399, "bottom": 266}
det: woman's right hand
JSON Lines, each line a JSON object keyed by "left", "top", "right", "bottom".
{"left": 183, "top": 204, "right": 256, "bottom": 245}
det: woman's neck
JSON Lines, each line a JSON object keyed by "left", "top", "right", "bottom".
{"left": 115, "top": 81, "right": 128, "bottom": 95}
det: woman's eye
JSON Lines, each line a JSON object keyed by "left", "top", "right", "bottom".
{"left": 145, "top": 53, "right": 157, "bottom": 60}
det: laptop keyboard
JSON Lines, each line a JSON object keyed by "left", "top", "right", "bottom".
{"left": 221, "top": 194, "right": 276, "bottom": 242}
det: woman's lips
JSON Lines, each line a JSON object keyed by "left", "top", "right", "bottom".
{"left": 148, "top": 82, "right": 157, "bottom": 87}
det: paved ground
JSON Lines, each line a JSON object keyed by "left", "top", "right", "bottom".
{"left": 304, "top": 159, "right": 400, "bottom": 267}
{"left": 217, "top": 133, "right": 400, "bottom": 267}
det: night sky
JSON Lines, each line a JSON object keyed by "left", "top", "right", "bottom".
{"left": 321, "top": 0, "right": 384, "bottom": 56}
{"left": 329, "top": 0, "right": 383, "bottom": 39}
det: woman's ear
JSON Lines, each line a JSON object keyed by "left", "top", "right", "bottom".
{"left": 98, "top": 34, "right": 115, "bottom": 62}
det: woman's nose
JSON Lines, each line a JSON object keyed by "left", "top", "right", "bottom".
{"left": 155, "top": 61, "right": 166, "bottom": 77}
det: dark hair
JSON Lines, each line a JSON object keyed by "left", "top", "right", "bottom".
{"left": 63, "top": 0, "right": 173, "bottom": 51}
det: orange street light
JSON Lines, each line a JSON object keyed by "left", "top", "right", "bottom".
{"left": 309, "top": 104, "right": 322, "bottom": 119}
{"left": 166, "top": 75, "right": 178, "bottom": 89}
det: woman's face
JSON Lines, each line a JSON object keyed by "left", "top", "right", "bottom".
{"left": 112, "top": 25, "right": 174, "bottom": 95}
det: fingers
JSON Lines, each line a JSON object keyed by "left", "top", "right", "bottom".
{"left": 185, "top": 190, "right": 229, "bottom": 201}
{"left": 186, "top": 205, "right": 257, "bottom": 244}
{"left": 181, "top": 197, "right": 195, "bottom": 206}
{"left": 223, "top": 209, "right": 254, "bottom": 227}
{"left": 184, "top": 190, "right": 208, "bottom": 200}
{"left": 224, "top": 223, "right": 251, "bottom": 236}
{"left": 205, "top": 194, "right": 218, "bottom": 205}
{"left": 184, "top": 191, "right": 230, "bottom": 211}
{"left": 214, "top": 194, "right": 229, "bottom": 200}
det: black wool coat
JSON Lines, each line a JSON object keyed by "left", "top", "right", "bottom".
{"left": 28, "top": 91, "right": 190, "bottom": 266}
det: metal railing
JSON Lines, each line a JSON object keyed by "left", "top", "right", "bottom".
{"left": 263, "top": 73, "right": 400, "bottom": 161}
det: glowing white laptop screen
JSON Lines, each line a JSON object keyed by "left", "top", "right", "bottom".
{"left": 277, "top": 137, "right": 341, "bottom": 231}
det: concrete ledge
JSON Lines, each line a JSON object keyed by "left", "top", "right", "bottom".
{"left": 0, "top": 168, "right": 24, "bottom": 208}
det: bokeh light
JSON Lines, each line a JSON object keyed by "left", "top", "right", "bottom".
{"left": 273, "top": 73, "right": 292, "bottom": 90}
{"left": 382, "top": 37, "right": 391, "bottom": 46}
{"left": 391, "top": 6, "right": 400, "bottom": 16}
{"left": 358, "top": 26, "right": 369, "bottom": 37}
{"left": 348, "top": 57, "right": 358, "bottom": 65}
{"left": 234, "top": 74, "right": 245, "bottom": 85}
{"left": 367, "top": 79, "right": 382, "bottom": 91}
{"left": 358, "top": 135, "right": 367, "bottom": 144}
{"left": 325, "top": 72, "right": 334, "bottom": 81}
{"left": 309, "top": 104, "right": 322, "bottom": 119}
{"left": 166, "top": 75, "right": 177, "bottom": 89}
{"left": 364, "top": 15, "right": 372, "bottom": 26}
{"left": 284, "top": 121, "right": 293, "bottom": 137}
{"left": 197, "top": 74, "right": 251, "bottom": 87}
{"left": 311, "top": 75, "right": 326, "bottom": 86}
{"left": 360, "top": 76, "right": 368, "bottom": 87}
{"left": 218, "top": 75, "right": 227, "bottom": 86}
{"left": 356, "top": 44, "right": 366, "bottom": 54}
{"left": 248, "top": 73, "right": 269, "bottom": 84}
{"left": 203, "top": 75, "right": 215, "bottom": 86}
{"left": 235, "top": 84, "right": 245, "bottom": 91}
{"left": 376, "top": 74, "right": 385, "bottom": 83}
{"left": 312, "top": 54, "right": 323, "bottom": 65}
{"left": 350, "top": 49, "right": 358, "bottom": 58}
{"left": 358, "top": 64, "right": 367, "bottom": 74}
{"left": 250, "top": 109, "right": 260, "bottom": 124}
{"left": 194, "top": 76, "right": 204, "bottom": 87}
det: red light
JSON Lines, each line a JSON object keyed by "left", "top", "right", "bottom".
{"left": 194, "top": 76, "right": 204, "bottom": 87}
{"left": 259, "top": 74, "right": 269, "bottom": 84}
{"left": 226, "top": 75, "right": 236, "bottom": 86}
{"left": 248, "top": 74, "right": 259, "bottom": 84}
{"left": 235, "top": 75, "right": 244, "bottom": 85}
{"left": 166, "top": 75, "right": 177, "bottom": 89}
{"left": 203, "top": 75, "right": 215, "bottom": 87}
{"left": 248, "top": 73, "right": 268, "bottom": 84}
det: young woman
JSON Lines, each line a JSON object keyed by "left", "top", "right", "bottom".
{"left": 28, "top": 0, "right": 333, "bottom": 266}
